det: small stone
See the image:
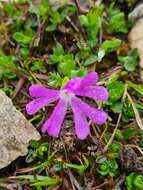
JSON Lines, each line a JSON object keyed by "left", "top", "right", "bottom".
{"left": 128, "top": 3, "right": 143, "bottom": 82}
{"left": 0, "top": 90, "right": 40, "bottom": 169}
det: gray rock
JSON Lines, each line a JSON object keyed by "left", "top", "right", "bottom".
{"left": 0, "top": 90, "right": 40, "bottom": 169}
{"left": 128, "top": 3, "right": 143, "bottom": 22}
{"left": 128, "top": 3, "right": 143, "bottom": 82}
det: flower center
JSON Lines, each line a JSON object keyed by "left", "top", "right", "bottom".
{"left": 59, "top": 89, "right": 74, "bottom": 102}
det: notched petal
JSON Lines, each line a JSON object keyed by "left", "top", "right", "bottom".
{"left": 72, "top": 97, "right": 108, "bottom": 125}
{"left": 80, "top": 72, "right": 99, "bottom": 87}
{"left": 71, "top": 98, "right": 90, "bottom": 140}
{"left": 29, "top": 84, "right": 59, "bottom": 98}
{"left": 26, "top": 97, "right": 48, "bottom": 115}
{"left": 26, "top": 93, "right": 59, "bottom": 115}
{"left": 41, "top": 100, "right": 67, "bottom": 137}
{"left": 89, "top": 109, "right": 108, "bottom": 125}
{"left": 75, "top": 86, "right": 109, "bottom": 102}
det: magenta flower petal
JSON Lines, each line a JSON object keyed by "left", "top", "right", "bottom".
{"left": 90, "top": 109, "right": 108, "bottom": 125}
{"left": 71, "top": 98, "right": 90, "bottom": 140}
{"left": 64, "top": 72, "right": 99, "bottom": 93}
{"left": 29, "top": 84, "right": 59, "bottom": 97}
{"left": 63, "top": 77, "right": 81, "bottom": 92}
{"left": 76, "top": 86, "right": 109, "bottom": 102}
{"left": 26, "top": 93, "right": 59, "bottom": 115}
{"left": 72, "top": 97, "right": 108, "bottom": 125}
{"left": 26, "top": 72, "right": 108, "bottom": 139}
{"left": 41, "top": 99, "right": 67, "bottom": 137}
{"left": 80, "top": 72, "right": 99, "bottom": 87}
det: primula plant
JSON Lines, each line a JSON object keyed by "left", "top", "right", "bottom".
{"left": 26, "top": 72, "right": 108, "bottom": 139}
{"left": 1, "top": 0, "right": 143, "bottom": 189}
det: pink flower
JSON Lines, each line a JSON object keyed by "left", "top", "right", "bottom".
{"left": 26, "top": 72, "right": 108, "bottom": 140}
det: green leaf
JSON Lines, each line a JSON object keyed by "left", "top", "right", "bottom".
{"left": 13, "top": 32, "right": 32, "bottom": 45}
{"left": 80, "top": 6, "right": 104, "bottom": 44}
{"left": 84, "top": 54, "right": 97, "bottom": 66}
{"left": 101, "top": 39, "right": 121, "bottom": 54}
{"left": 125, "top": 173, "right": 137, "bottom": 190}
{"left": 49, "top": 43, "right": 76, "bottom": 77}
{"left": 29, "top": 0, "right": 49, "bottom": 19}
{"left": 70, "top": 68, "right": 87, "bottom": 77}
{"left": 16, "top": 175, "right": 60, "bottom": 187}
{"left": 79, "top": 15, "right": 89, "bottom": 26}
{"left": 38, "top": 0, "right": 49, "bottom": 18}
{"left": 107, "top": 81, "right": 124, "bottom": 102}
{"left": 108, "top": 2, "right": 119, "bottom": 17}
{"left": 48, "top": 72, "right": 62, "bottom": 88}
{"left": 123, "top": 128, "right": 138, "bottom": 140}
{"left": 118, "top": 49, "right": 138, "bottom": 71}
{"left": 30, "top": 140, "right": 39, "bottom": 148}
{"left": 0, "top": 55, "right": 17, "bottom": 79}
{"left": 46, "top": 24, "right": 58, "bottom": 31}
{"left": 64, "top": 156, "right": 89, "bottom": 175}
{"left": 134, "top": 175, "right": 143, "bottom": 189}
{"left": 36, "top": 143, "right": 49, "bottom": 157}
{"left": 30, "top": 60, "right": 47, "bottom": 73}
{"left": 127, "top": 81, "right": 143, "bottom": 96}
{"left": 97, "top": 160, "right": 109, "bottom": 176}
{"left": 111, "top": 102, "right": 123, "bottom": 113}
{"left": 108, "top": 142, "right": 121, "bottom": 158}
{"left": 136, "top": 103, "right": 143, "bottom": 110}
{"left": 61, "top": 76, "right": 69, "bottom": 87}
{"left": 4, "top": 3, "right": 22, "bottom": 17}
{"left": 97, "top": 158, "right": 118, "bottom": 177}
{"left": 122, "top": 99, "right": 134, "bottom": 122}
{"left": 49, "top": 54, "right": 59, "bottom": 65}
{"left": 58, "top": 54, "right": 76, "bottom": 76}
{"left": 108, "top": 12, "right": 127, "bottom": 34}
{"left": 54, "top": 42, "right": 64, "bottom": 56}
{"left": 20, "top": 47, "right": 30, "bottom": 58}
{"left": 97, "top": 49, "right": 105, "bottom": 62}
{"left": 108, "top": 74, "right": 119, "bottom": 84}
{"left": 108, "top": 159, "right": 118, "bottom": 177}
{"left": 115, "top": 129, "right": 124, "bottom": 140}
